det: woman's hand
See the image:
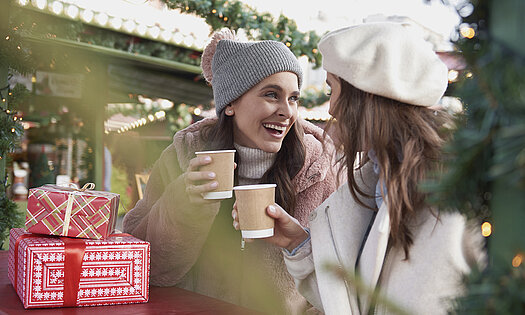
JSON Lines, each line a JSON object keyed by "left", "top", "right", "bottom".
{"left": 183, "top": 155, "right": 219, "bottom": 204}
{"left": 232, "top": 203, "right": 309, "bottom": 252}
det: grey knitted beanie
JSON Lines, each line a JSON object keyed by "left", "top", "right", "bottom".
{"left": 201, "top": 30, "right": 303, "bottom": 116}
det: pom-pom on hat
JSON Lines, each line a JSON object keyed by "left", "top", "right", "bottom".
{"left": 318, "top": 22, "right": 448, "bottom": 107}
{"left": 201, "top": 29, "right": 303, "bottom": 116}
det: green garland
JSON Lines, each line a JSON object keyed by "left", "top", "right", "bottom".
{"left": 0, "top": 2, "right": 33, "bottom": 249}
{"left": 161, "top": 0, "right": 322, "bottom": 67}
{"left": 427, "top": 0, "right": 525, "bottom": 222}
{"left": 0, "top": 107, "right": 25, "bottom": 250}
{"left": 0, "top": 186, "right": 23, "bottom": 249}
{"left": 0, "top": 107, "right": 24, "bottom": 160}
{"left": 424, "top": 0, "right": 525, "bottom": 313}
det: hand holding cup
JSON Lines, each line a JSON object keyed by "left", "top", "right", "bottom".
{"left": 195, "top": 150, "right": 236, "bottom": 200}
{"left": 231, "top": 191, "right": 308, "bottom": 252}
{"left": 184, "top": 154, "right": 219, "bottom": 204}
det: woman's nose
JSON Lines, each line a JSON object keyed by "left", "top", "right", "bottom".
{"left": 277, "top": 100, "right": 293, "bottom": 117}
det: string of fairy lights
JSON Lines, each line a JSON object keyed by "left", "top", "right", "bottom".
{"left": 105, "top": 110, "right": 166, "bottom": 134}
{"left": 15, "top": 0, "right": 210, "bottom": 50}
{"left": 455, "top": 20, "right": 525, "bottom": 269}
{"left": 0, "top": 90, "right": 24, "bottom": 162}
{"left": 0, "top": 89, "right": 24, "bottom": 132}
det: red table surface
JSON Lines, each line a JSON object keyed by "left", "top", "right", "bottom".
{"left": 0, "top": 251, "right": 260, "bottom": 314}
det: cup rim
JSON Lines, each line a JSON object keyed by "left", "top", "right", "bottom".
{"left": 195, "top": 150, "right": 236, "bottom": 154}
{"left": 233, "top": 184, "right": 277, "bottom": 190}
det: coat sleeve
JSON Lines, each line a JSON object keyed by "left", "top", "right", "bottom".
{"left": 122, "top": 143, "right": 220, "bottom": 286}
{"left": 283, "top": 241, "right": 325, "bottom": 312}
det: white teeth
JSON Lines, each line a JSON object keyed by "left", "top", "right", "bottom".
{"left": 263, "top": 123, "right": 287, "bottom": 132}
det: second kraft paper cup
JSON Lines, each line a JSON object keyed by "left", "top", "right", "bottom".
{"left": 195, "top": 150, "right": 236, "bottom": 200}
{"left": 233, "top": 184, "right": 276, "bottom": 238}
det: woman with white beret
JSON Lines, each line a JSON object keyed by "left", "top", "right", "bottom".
{"left": 233, "top": 22, "right": 486, "bottom": 315}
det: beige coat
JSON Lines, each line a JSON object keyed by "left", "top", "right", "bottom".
{"left": 123, "top": 117, "right": 338, "bottom": 314}
{"left": 284, "top": 163, "right": 486, "bottom": 315}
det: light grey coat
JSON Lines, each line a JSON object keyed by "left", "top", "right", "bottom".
{"left": 284, "top": 163, "right": 486, "bottom": 315}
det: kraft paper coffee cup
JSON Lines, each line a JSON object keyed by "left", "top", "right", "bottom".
{"left": 233, "top": 184, "right": 276, "bottom": 238}
{"left": 195, "top": 150, "right": 236, "bottom": 200}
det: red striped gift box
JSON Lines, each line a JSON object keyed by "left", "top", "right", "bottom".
{"left": 26, "top": 184, "right": 119, "bottom": 240}
{"left": 8, "top": 228, "right": 150, "bottom": 309}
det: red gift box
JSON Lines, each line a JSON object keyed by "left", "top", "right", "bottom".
{"left": 8, "top": 228, "right": 150, "bottom": 309}
{"left": 26, "top": 184, "right": 119, "bottom": 239}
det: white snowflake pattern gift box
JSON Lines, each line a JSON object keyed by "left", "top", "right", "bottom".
{"left": 7, "top": 228, "right": 150, "bottom": 309}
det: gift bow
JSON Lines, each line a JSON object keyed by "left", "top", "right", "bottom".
{"left": 68, "top": 182, "right": 96, "bottom": 192}
{"left": 62, "top": 183, "right": 96, "bottom": 236}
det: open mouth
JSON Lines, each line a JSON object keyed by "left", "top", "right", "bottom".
{"left": 263, "top": 123, "right": 287, "bottom": 136}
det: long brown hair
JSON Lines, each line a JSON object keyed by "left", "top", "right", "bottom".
{"left": 200, "top": 109, "right": 305, "bottom": 216}
{"left": 328, "top": 77, "right": 453, "bottom": 258}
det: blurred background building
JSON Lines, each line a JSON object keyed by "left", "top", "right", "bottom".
{"left": 2, "top": 0, "right": 466, "bottom": 214}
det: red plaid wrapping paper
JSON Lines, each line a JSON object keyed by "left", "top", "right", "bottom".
{"left": 26, "top": 184, "right": 119, "bottom": 239}
{"left": 8, "top": 228, "right": 150, "bottom": 309}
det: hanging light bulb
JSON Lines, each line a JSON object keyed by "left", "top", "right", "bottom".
{"left": 95, "top": 12, "right": 109, "bottom": 26}
{"left": 460, "top": 27, "right": 475, "bottom": 39}
{"left": 148, "top": 26, "right": 161, "bottom": 39}
{"left": 512, "top": 253, "right": 523, "bottom": 268}
{"left": 32, "top": 0, "right": 47, "bottom": 10}
{"left": 66, "top": 4, "right": 79, "bottom": 19}
{"left": 448, "top": 70, "right": 459, "bottom": 82}
{"left": 109, "top": 17, "right": 123, "bottom": 30}
{"left": 172, "top": 33, "right": 183, "bottom": 45}
{"left": 123, "top": 20, "right": 136, "bottom": 33}
{"left": 81, "top": 9, "right": 94, "bottom": 23}
{"left": 51, "top": 1, "right": 63, "bottom": 15}
{"left": 481, "top": 222, "right": 492, "bottom": 237}
{"left": 161, "top": 30, "right": 172, "bottom": 41}
{"left": 136, "top": 24, "right": 147, "bottom": 36}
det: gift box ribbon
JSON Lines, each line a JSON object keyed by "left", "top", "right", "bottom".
{"left": 62, "top": 183, "right": 96, "bottom": 236}
{"left": 14, "top": 232, "right": 131, "bottom": 307}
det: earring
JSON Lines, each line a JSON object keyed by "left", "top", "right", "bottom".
{"left": 226, "top": 109, "right": 234, "bottom": 115}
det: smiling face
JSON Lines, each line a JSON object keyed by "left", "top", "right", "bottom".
{"left": 226, "top": 72, "right": 300, "bottom": 153}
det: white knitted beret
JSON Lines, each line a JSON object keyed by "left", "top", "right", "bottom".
{"left": 318, "top": 22, "right": 448, "bottom": 107}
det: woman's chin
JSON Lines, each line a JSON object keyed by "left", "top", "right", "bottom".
{"left": 259, "top": 142, "right": 283, "bottom": 153}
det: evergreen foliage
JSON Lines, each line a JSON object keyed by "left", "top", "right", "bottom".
{"left": 0, "top": 184, "right": 23, "bottom": 250}
{"left": 0, "top": 106, "right": 25, "bottom": 250}
{"left": 161, "top": 0, "right": 323, "bottom": 67}
{"left": 425, "top": 0, "right": 525, "bottom": 312}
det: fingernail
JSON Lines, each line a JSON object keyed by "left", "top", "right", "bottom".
{"left": 268, "top": 205, "right": 276, "bottom": 213}
{"left": 208, "top": 172, "right": 216, "bottom": 179}
{"left": 203, "top": 156, "right": 211, "bottom": 162}
{"left": 210, "top": 181, "right": 218, "bottom": 188}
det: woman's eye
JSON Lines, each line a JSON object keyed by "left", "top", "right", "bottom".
{"left": 289, "top": 96, "right": 299, "bottom": 103}
{"left": 265, "top": 92, "right": 278, "bottom": 98}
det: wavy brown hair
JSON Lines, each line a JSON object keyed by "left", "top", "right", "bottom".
{"left": 200, "top": 109, "right": 305, "bottom": 216}
{"left": 328, "top": 77, "right": 454, "bottom": 258}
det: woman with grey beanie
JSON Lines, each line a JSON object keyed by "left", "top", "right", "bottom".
{"left": 234, "top": 22, "right": 486, "bottom": 314}
{"left": 123, "top": 29, "right": 337, "bottom": 314}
